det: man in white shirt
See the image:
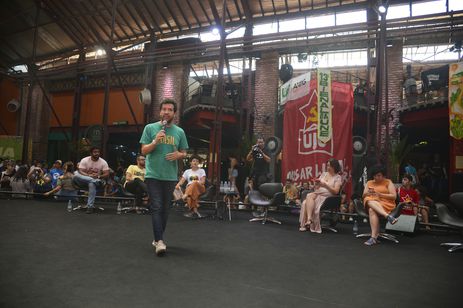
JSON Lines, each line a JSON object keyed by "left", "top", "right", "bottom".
{"left": 73, "top": 147, "right": 110, "bottom": 214}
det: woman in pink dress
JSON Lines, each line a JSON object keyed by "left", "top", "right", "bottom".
{"left": 299, "top": 158, "right": 342, "bottom": 233}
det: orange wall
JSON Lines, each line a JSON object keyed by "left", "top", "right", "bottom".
{"left": 50, "top": 88, "right": 145, "bottom": 127}
{"left": 0, "top": 78, "right": 20, "bottom": 135}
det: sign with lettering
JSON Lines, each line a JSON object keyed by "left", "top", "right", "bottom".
{"left": 0, "top": 136, "right": 23, "bottom": 160}
{"left": 317, "top": 69, "right": 332, "bottom": 143}
{"left": 279, "top": 72, "right": 311, "bottom": 106}
{"left": 449, "top": 63, "right": 463, "bottom": 139}
{"left": 282, "top": 78, "right": 353, "bottom": 194}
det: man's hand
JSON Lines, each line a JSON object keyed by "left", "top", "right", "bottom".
{"left": 153, "top": 130, "right": 166, "bottom": 145}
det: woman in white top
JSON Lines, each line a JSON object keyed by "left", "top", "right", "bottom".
{"left": 175, "top": 155, "right": 206, "bottom": 217}
{"left": 299, "top": 158, "right": 342, "bottom": 233}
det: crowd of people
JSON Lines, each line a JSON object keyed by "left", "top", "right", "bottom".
{"left": 0, "top": 98, "right": 446, "bottom": 254}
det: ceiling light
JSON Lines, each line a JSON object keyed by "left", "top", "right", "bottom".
{"left": 212, "top": 27, "right": 220, "bottom": 35}
{"left": 378, "top": 5, "right": 387, "bottom": 14}
{"left": 96, "top": 49, "right": 104, "bottom": 56}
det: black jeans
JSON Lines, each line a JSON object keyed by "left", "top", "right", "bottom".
{"left": 145, "top": 178, "right": 176, "bottom": 242}
{"left": 125, "top": 178, "right": 148, "bottom": 206}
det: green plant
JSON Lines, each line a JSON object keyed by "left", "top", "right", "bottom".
{"left": 389, "top": 135, "right": 414, "bottom": 182}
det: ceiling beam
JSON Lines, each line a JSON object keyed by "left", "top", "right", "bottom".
{"left": 100, "top": 0, "right": 131, "bottom": 39}
{"left": 197, "top": 0, "right": 212, "bottom": 25}
{"left": 82, "top": 1, "right": 114, "bottom": 42}
{"left": 174, "top": 0, "right": 192, "bottom": 30}
{"left": 162, "top": 0, "right": 183, "bottom": 31}
{"left": 186, "top": 0, "right": 202, "bottom": 27}
{"left": 152, "top": 0, "right": 174, "bottom": 32}
{"left": 208, "top": 0, "right": 222, "bottom": 26}
{"left": 87, "top": 1, "right": 123, "bottom": 41}
{"left": 123, "top": 2, "right": 148, "bottom": 36}
{"left": 232, "top": 0, "right": 243, "bottom": 20}
{"left": 240, "top": 0, "right": 253, "bottom": 21}
{"left": 138, "top": 0, "right": 163, "bottom": 34}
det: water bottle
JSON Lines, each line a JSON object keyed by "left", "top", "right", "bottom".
{"left": 67, "top": 200, "right": 73, "bottom": 212}
{"left": 353, "top": 219, "right": 359, "bottom": 235}
{"left": 117, "top": 202, "right": 122, "bottom": 215}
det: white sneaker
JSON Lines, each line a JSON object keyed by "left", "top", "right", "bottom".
{"left": 155, "top": 240, "right": 167, "bottom": 256}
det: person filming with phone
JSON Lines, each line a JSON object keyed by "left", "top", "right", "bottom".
{"left": 246, "top": 135, "right": 271, "bottom": 190}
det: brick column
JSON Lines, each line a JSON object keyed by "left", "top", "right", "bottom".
{"left": 152, "top": 63, "right": 189, "bottom": 123}
{"left": 253, "top": 52, "right": 280, "bottom": 139}
{"left": 19, "top": 83, "right": 50, "bottom": 161}
{"left": 379, "top": 40, "right": 403, "bottom": 156}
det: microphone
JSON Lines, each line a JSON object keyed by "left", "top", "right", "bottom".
{"left": 161, "top": 119, "right": 167, "bottom": 131}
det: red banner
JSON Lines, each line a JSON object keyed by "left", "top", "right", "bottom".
{"left": 282, "top": 78, "right": 353, "bottom": 194}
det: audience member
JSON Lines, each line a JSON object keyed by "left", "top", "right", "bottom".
{"left": 404, "top": 161, "right": 418, "bottom": 184}
{"left": 225, "top": 157, "right": 241, "bottom": 207}
{"left": 299, "top": 158, "right": 342, "bottom": 233}
{"left": 397, "top": 174, "right": 419, "bottom": 216}
{"left": 339, "top": 191, "right": 355, "bottom": 221}
{"left": 283, "top": 177, "right": 299, "bottom": 206}
{"left": 175, "top": 155, "right": 206, "bottom": 218}
{"left": 0, "top": 160, "right": 15, "bottom": 191}
{"left": 362, "top": 164, "right": 398, "bottom": 246}
{"left": 44, "top": 161, "right": 78, "bottom": 200}
{"left": 124, "top": 155, "right": 148, "bottom": 209}
{"left": 415, "top": 185, "right": 433, "bottom": 230}
{"left": 73, "top": 146, "right": 110, "bottom": 214}
{"left": 104, "top": 170, "right": 122, "bottom": 197}
{"left": 10, "top": 165, "right": 31, "bottom": 197}
{"left": 49, "top": 160, "right": 64, "bottom": 188}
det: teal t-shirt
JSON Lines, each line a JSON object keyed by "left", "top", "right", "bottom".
{"left": 139, "top": 122, "right": 189, "bottom": 181}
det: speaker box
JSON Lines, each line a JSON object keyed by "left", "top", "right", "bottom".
{"left": 386, "top": 214, "right": 417, "bottom": 233}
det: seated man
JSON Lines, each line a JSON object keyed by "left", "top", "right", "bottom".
{"left": 124, "top": 155, "right": 148, "bottom": 208}
{"left": 73, "top": 147, "right": 110, "bottom": 214}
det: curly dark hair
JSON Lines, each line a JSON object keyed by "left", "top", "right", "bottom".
{"left": 159, "top": 98, "right": 177, "bottom": 112}
{"left": 190, "top": 154, "right": 202, "bottom": 163}
{"left": 327, "top": 158, "right": 341, "bottom": 173}
{"left": 369, "top": 164, "right": 387, "bottom": 179}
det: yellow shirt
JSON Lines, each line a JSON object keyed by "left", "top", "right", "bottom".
{"left": 124, "top": 165, "right": 146, "bottom": 186}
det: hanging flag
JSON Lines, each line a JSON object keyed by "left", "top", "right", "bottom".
{"left": 317, "top": 69, "right": 332, "bottom": 143}
{"left": 279, "top": 72, "right": 311, "bottom": 106}
{"left": 449, "top": 63, "right": 463, "bottom": 139}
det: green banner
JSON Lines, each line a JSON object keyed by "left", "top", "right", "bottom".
{"left": 0, "top": 136, "right": 23, "bottom": 160}
{"left": 317, "top": 69, "right": 332, "bottom": 143}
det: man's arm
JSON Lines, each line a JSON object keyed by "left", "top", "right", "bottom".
{"left": 262, "top": 152, "right": 271, "bottom": 163}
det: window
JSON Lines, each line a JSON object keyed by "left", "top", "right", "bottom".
{"left": 336, "top": 10, "right": 366, "bottom": 26}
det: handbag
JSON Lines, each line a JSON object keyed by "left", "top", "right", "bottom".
{"left": 173, "top": 187, "right": 183, "bottom": 201}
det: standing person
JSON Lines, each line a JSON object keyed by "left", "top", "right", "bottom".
{"left": 246, "top": 136, "right": 271, "bottom": 189}
{"left": 404, "top": 161, "right": 418, "bottom": 185}
{"left": 73, "top": 147, "right": 110, "bottom": 214}
{"left": 175, "top": 155, "right": 206, "bottom": 218}
{"left": 141, "top": 99, "right": 188, "bottom": 256}
{"left": 124, "top": 155, "right": 148, "bottom": 209}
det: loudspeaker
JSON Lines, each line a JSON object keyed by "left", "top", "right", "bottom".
{"left": 265, "top": 136, "right": 282, "bottom": 157}
{"left": 386, "top": 214, "right": 417, "bottom": 233}
{"left": 6, "top": 99, "right": 20, "bottom": 112}
{"left": 353, "top": 135, "right": 367, "bottom": 157}
{"left": 139, "top": 88, "right": 151, "bottom": 105}
{"left": 279, "top": 64, "right": 293, "bottom": 83}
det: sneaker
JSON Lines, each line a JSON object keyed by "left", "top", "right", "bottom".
{"left": 155, "top": 240, "right": 167, "bottom": 256}
{"left": 195, "top": 211, "right": 202, "bottom": 218}
{"left": 183, "top": 212, "right": 193, "bottom": 218}
{"left": 363, "top": 218, "right": 368, "bottom": 223}
{"left": 86, "top": 207, "right": 94, "bottom": 214}
{"left": 348, "top": 217, "right": 353, "bottom": 222}
{"left": 364, "top": 237, "right": 379, "bottom": 246}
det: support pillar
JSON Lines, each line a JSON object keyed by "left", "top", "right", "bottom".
{"left": 253, "top": 51, "right": 280, "bottom": 139}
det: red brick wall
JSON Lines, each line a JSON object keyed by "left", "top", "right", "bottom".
{"left": 379, "top": 40, "right": 403, "bottom": 154}
{"left": 152, "top": 63, "right": 189, "bottom": 124}
{"left": 253, "top": 52, "right": 280, "bottom": 139}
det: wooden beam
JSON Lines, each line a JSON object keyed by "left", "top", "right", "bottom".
{"left": 174, "top": 0, "right": 192, "bottom": 29}
{"left": 100, "top": 0, "right": 131, "bottom": 39}
{"left": 152, "top": 0, "right": 174, "bottom": 32}
{"left": 257, "top": 0, "right": 265, "bottom": 17}
{"left": 139, "top": 0, "right": 164, "bottom": 34}
{"left": 162, "top": 0, "right": 183, "bottom": 31}
{"left": 185, "top": 0, "right": 202, "bottom": 27}
{"left": 232, "top": 0, "right": 243, "bottom": 20}
{"left": 123, "top": 2, "right": 148, "bottom": 36}
{"left": 208, "top": 0, "right": 222, "bottom": 26}
{"left": 82, "top": 1, "right": 114, "bottom": 42}
{"left": 197, "top": 0, "right": 212, "bottom": 25}
{"left": 240, "top": 0, "right": 253, "bottom": 21}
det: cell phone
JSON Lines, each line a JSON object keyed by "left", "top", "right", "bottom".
{"left": 368, "top": 187, "right": 374, "bottom": 193}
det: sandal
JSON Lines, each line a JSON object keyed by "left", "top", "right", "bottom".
{"left": 364, "top": 237, "right": 379, "bottom": 246}
{"left": 304, "top": 219, "right": 313, "bottom": 228}
{"left": 387, "top": 214, "right": 398, "bottom": 225}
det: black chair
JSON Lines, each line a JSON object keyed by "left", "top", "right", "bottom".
{"left": 120, "top": 187, "right": 149, "bottom": 214}
{"left": 71, "top": 178, "right": 105, "bottom": 212}
{"left": 248, "top": 183, "right": 284, "bottom": 225}
{"left": 300, "top": 188, "right": 343, "bottom": 233}
{"left": 353, "top": 198, "right": 404, "bottom": 243}
{"left": 436, "top": 192, "right": 463, "bottom": 253}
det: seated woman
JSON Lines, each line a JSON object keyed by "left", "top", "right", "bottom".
{"left": 44, "top": 161, "right": 78, "bottom": 201}
{"left": 299, "top": 158, "right": 342, "bottom": 233}
{"left": 175, "top": 155, "right": 206, "bottom": 218}
{"left": 362, "top": 164, "right": 398, "bottom": 246}
{"left": 10, "top": 165, "right": 31, "bottom": 197}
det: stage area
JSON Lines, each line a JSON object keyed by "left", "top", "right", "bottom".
{"left": 0, "top": 199, "right": 461, "bottom": 307}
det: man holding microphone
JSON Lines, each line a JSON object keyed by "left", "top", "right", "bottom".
{"left": 140, "top": 99, "right": 188, "bottom": 256}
